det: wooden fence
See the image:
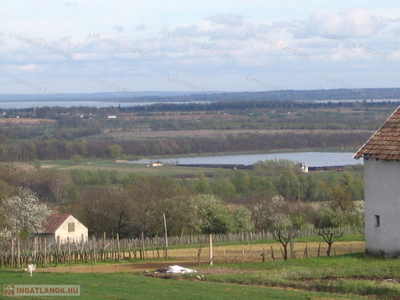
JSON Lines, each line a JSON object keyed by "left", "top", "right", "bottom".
{"left": 0, "top": 227, "right": 358, "bottom": 268}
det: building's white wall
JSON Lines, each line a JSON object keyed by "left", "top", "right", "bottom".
{"left": 364, "top": 158, "right": 400, "bottom": 257}
{"left": 54, "top": 215, "right": 88, "bottom": 244}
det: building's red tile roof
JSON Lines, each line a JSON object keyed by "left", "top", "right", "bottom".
{"left": 354, "top": 106, "right": 400, "bottom": 160}
{"left": 43, "top": 214, "right": 71, "bottom": 234}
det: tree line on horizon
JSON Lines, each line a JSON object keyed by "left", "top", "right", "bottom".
{"left": 0, "top": 131, "right": 371, "bottom": 162}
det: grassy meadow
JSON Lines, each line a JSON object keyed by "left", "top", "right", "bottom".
{"left": 0, "top": 266, "right": 370, "bottom": 300}
{"left": 39, "top": 159, "right": 237, "bottom": 178}
{"left": 200, "top": 253, "right": 400, "bottom": 299}
{"left": 3, "top": 237, "right": 400, "bottom": 299}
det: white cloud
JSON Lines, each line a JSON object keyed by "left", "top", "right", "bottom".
{"left": 136, "top": 24, "right": 146, "bottom": 31}
{"left": 112, "top": 26, "right": 124, "bottom": 33}
{"left": 293, "top": 9, "right": 384, "bottom": 38}
{"left": 63, "top": 2, "right": 77, "bottom": 7}
{"left": 1, "top": 3, "right": 400, "bottom": 93}
{"left": 207, "top": 14, "right": 244, "bottom": 26}
{"left": 166, "top": 14, "right": 274, "bottom": 41}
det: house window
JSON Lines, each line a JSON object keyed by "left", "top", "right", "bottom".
{"left": 68, "top": 222, "right": 75, "bottom": 232}
{"left": 374, "top": 215, "right": 380, "bottom": 228}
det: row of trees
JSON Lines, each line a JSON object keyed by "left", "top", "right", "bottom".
{"left": 4, "top": 98, "right": 399, "bottom": 118}
{"left": 69, "top": 175, "right": 364, "bottom": 246}
{"left": 0, "top": 131, "right": 370, "bottom": 162}
{"left": 0, "top": 158, "right": 363, "bottom": 205}
{"left": 0, "top": 163, "right": 364, "bottom": 258}
{"left": 149, "top": 111, "right": 386, "bottom": 131}
{"left": 0, "top": 177, "right": 364, "bottom": 258}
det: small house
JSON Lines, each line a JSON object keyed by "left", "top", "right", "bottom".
{"left": 42, "top": 214, "right": 88, "bottom": 244}
{"left": 151, "top": 161, "right": 163, "bottom": 167}
{"left": 354, "top": 106, "right": 400, "bottom": 257}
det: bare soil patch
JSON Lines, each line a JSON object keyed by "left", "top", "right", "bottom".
{"left": 0, "top": 118, "right": 57, "bottom": 125}
{"left": 99, "top": 129, "right": 374, "bottom": 140}
{"left": 36, "top": 261, "right": 199, "bottom": 273}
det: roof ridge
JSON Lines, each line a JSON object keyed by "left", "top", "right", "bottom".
{"left": 354, "top": 106, "right": 400, "bottom": 160}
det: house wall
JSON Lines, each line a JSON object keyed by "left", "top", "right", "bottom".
{"left": 54, "top": 215, "right": 88, "bottom": 243}
{"left": 364, "top": 158, "right": 400, "bottom": 257}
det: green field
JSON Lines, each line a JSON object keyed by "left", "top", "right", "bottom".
{"left": 39, "top": 156, "right": 362, "bottom": 180}
{"left": 0, "top": 268, "right": 368, "bottom": 300}
{"left": 39, "top": 159, "right": 237, "bottom": 178}
{"left": 2, "top": 235, "right": 399, "bottom": 299}
{"left": 202, "top": 253, "right": 400, "bottom": 299}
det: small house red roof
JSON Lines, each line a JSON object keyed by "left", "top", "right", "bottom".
{"left": 43, "top": 214, "right": 71, "bottom": 234}
{"left": 354, "top": 106, "right": 400, "bottom": 160}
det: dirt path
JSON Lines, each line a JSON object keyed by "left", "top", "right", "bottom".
{"left": 36, "top": 261, "right": 199, "bottom": 273}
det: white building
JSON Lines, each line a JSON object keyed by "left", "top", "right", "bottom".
{"left": 354, "top": 106, "right": 400, "bottom": 257}
{"left": 151, "top": 161, "right": 163, "bottom": 167}
{"left": 43, "top": 214, "right": 88, "bottom": 244}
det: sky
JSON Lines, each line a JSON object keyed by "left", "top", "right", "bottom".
{"left": 1, "top": 1, "right": 400, "bottom": 95}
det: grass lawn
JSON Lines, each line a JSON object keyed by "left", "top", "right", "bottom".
{"left": 200, "top": 253, "right": 400, "bottom": 299}
{"left": 0, "top": 269, "right": 368, "bottom": 300}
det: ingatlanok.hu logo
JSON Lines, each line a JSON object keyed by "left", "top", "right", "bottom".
{"left": 4, "top": 285, "right": 81, "bottom": 296}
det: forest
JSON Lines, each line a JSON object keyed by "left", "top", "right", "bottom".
{"left": 0, "top": 97, "right": 386, "bottom": 243}
{"left": 0, "top": 99, "right": 395, "bottom": 161}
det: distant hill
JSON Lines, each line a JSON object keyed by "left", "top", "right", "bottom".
{"left": 148, "top": 88, "right": 400, "bottom": 102}
{"left": 0, "top": 91, "right": 222, "bottom": 102}
{"left": 0, "top": 88, "right": 399, "bottom": 102}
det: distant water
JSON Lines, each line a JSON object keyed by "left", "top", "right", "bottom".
{"left": 130, "top": 152, "right": 361, "bottom": 167}
{"left": 0, "top": 101, "right": 196, "bottom": 109}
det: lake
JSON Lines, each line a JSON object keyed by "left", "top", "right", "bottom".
{"left": 0, "top": 101, "right": 193, "bottom": 109}
{"left": 130, "top": 152, "right": 361, "bottom": 167}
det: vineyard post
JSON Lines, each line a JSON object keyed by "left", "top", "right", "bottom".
{"left": 209, "top": 234, "right": 213, "bottom": 265}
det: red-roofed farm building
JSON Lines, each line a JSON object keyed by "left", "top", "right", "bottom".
{"left": 43, "top": 214, "right": 88, "bottom": 244}
{"left": 354, "top": 106, "right": 400, "bottom": 257}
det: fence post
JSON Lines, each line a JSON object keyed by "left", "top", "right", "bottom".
{"left": 209, "top": 234, "right": 213, "bottom": 265}
{"left": 117, "top": 233, "right": 120, "bottom": 262}
{"left": 68, "top": 237, "right": 71, "bottom": 270}
{"left": 57, "top": 235, "right": 60, "bottom": 252}
{"left": 11, "top": 238, "right": 14, "bottom": 268}
{"left": 289, "top": 230, "right": 294, "bottom": 259}
{"left": 141, "top": 232, "right": 146, "bottom": 260}
{"left": 163, "top": 214, "right": 168, "bottom": 259}
{"left": 17, "top": 237, "right": 20, "bottom": 268}
{"left": 44, "top": 238, "right": 47, "bottom": 266}
{"left": 93, "top": 236, "right": 97, "bottom": 264}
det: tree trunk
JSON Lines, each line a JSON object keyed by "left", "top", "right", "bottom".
{"left": 327, "top": 242, "right": 332, "bottom": 256}
{"left": 283, "top": 244, "right": 288, "bottom": 260}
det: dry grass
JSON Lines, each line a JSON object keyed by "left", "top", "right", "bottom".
{"left": 0, "top": 118, "right": 57, "bottom": 125}
{"left": 98, "top": 129, "right": 374, "bottom": 140}
{"left": 164, "top": 241, "right": 365, "bottom": 264}
{"left": 36, "top": 241, "right": 364, "bottom": 274}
